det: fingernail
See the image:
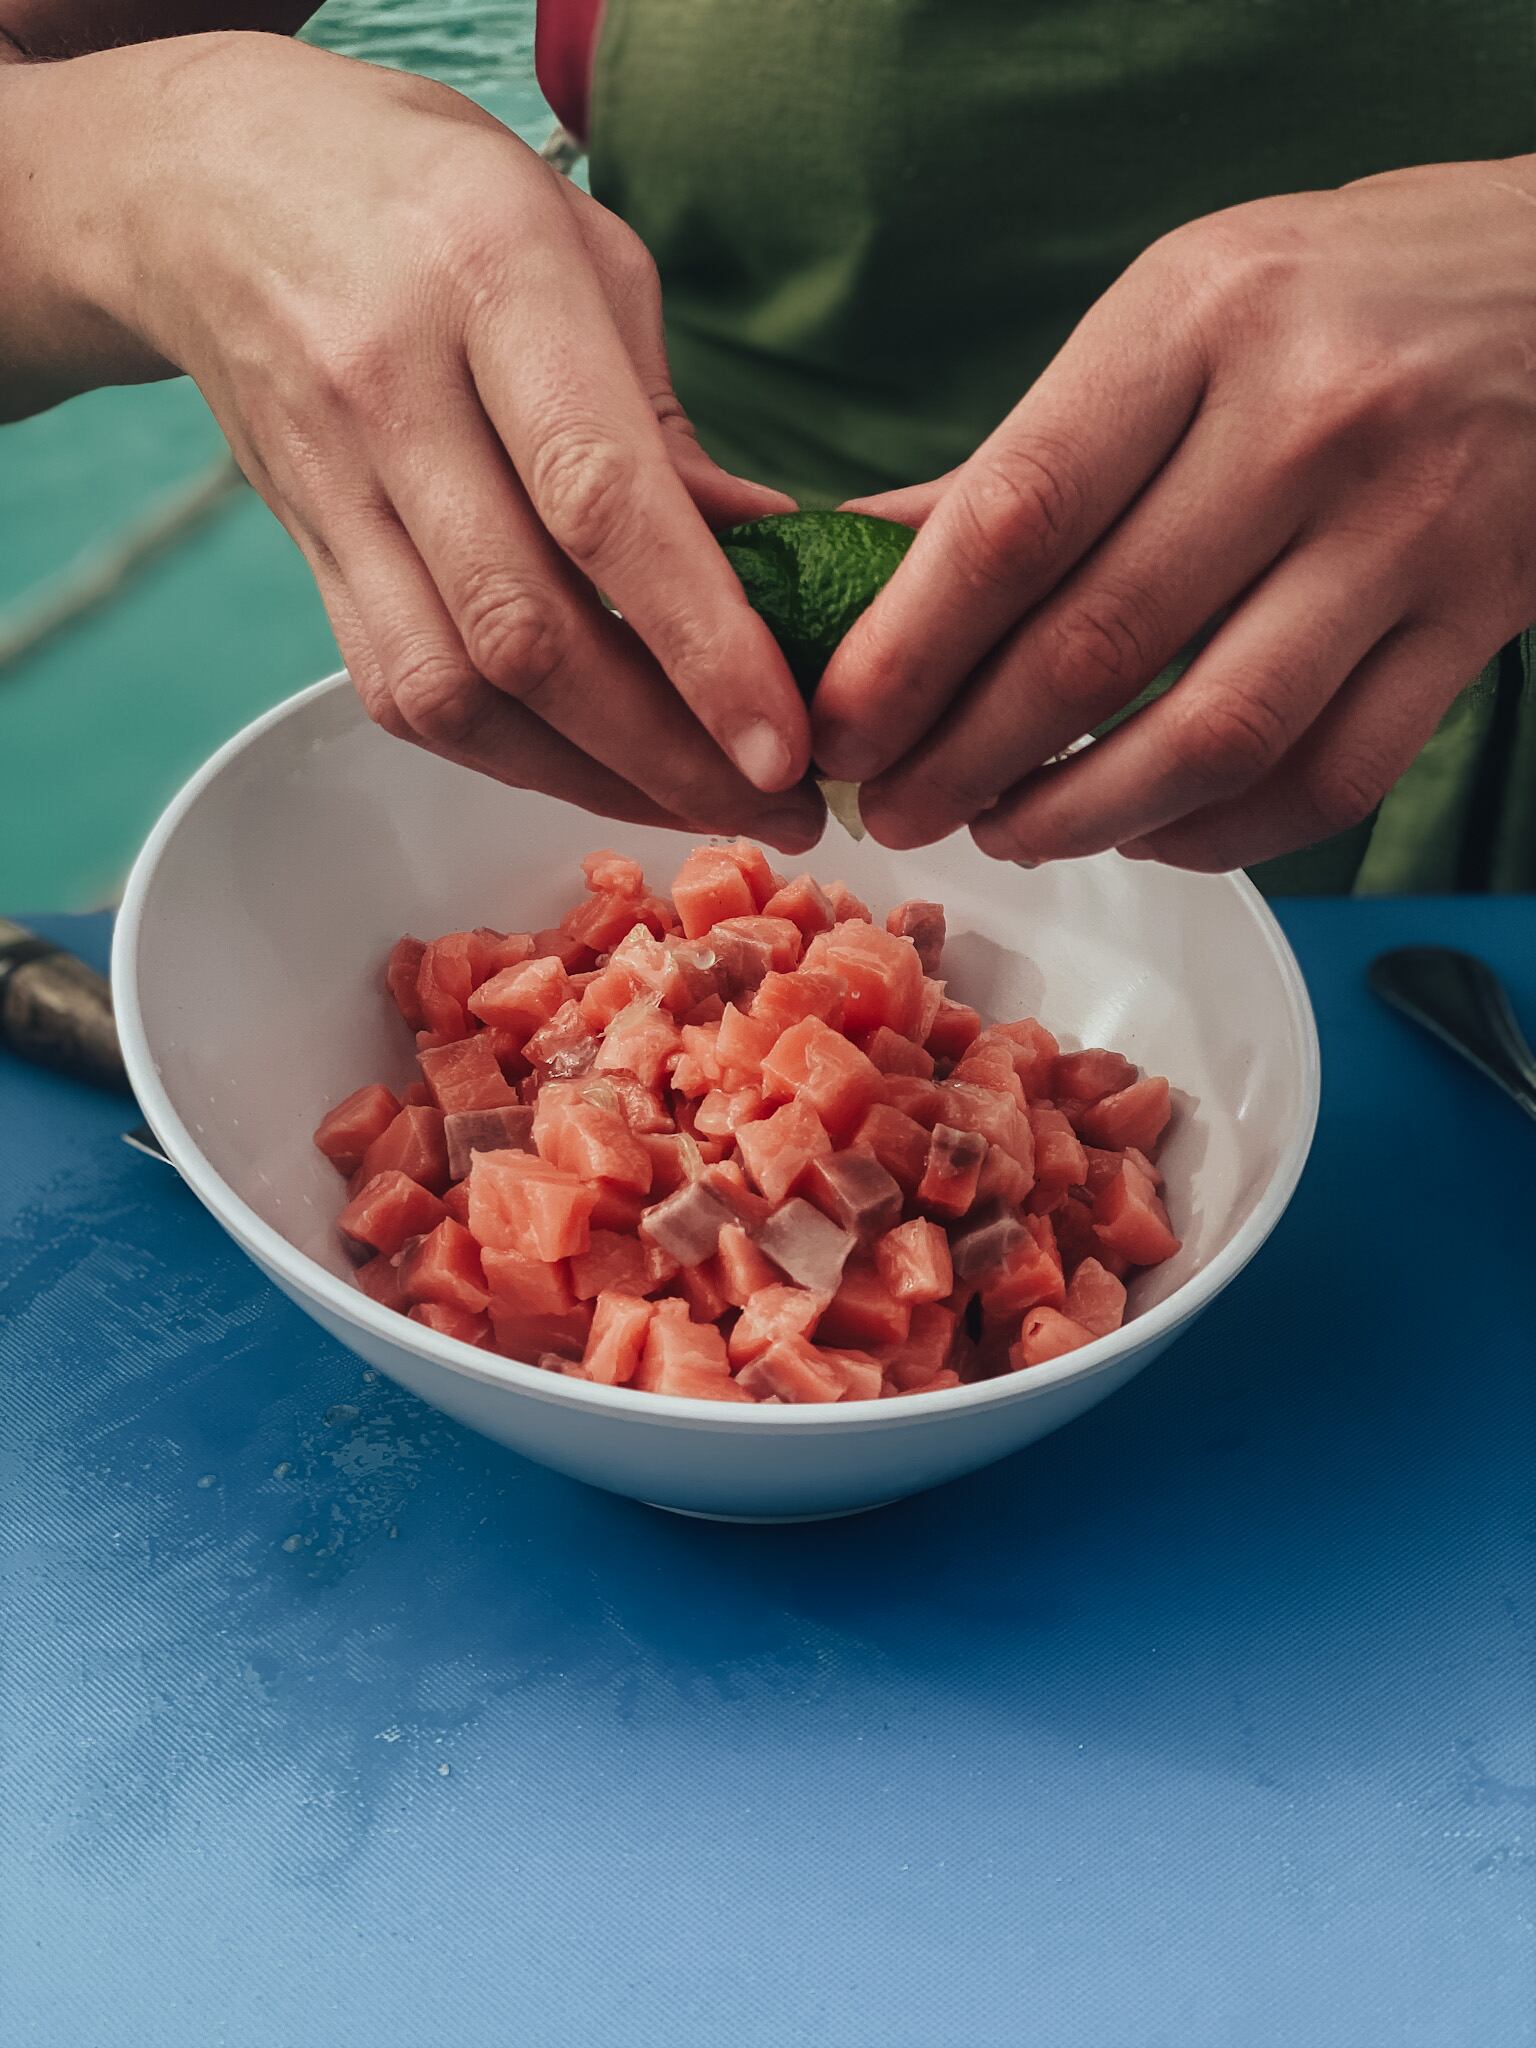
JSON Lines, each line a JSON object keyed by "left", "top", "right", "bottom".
{"left": 732, "top": 718, "right": 794, "bottom": 792}
{"left": 1013, "top": 857, "right": 1041, "bottom": 871}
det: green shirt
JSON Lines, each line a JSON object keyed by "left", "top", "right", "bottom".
{"left": 590, "top": 0, "right": 1535, "bottom": 891}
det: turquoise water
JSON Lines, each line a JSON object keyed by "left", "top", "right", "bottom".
{"left": 0, "top": 1, "right": 552, "bottom": 911}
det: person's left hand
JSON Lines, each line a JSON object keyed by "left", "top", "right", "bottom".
{"left": 813, "top": 157, "right": 1536, "bottom": 871}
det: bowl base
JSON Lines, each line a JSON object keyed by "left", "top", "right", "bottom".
{"left": 644, "top": 1498, "right": 898, "bottom": 1524}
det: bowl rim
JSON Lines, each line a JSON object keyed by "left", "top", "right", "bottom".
{"left": 112, "top": 671, "right": 1320, "bottom": 1434}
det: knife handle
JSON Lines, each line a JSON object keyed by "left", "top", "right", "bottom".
{"left": 0, "top": 918, "right": 132, "bottom": 1095}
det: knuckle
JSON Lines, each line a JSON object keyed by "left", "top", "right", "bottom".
{"left": 1043, "top": 588, "right": 1158, "bottom": 698}
{"left": 528, "top": 428, "right": 639, "bottom": 565}
{"left": 916, "top": 759, "right": 1004, "bottom": 822}
{"left": 391, "top": 648, "right": 484, "bottom": 749}
{"left": 457, "top": 575, "right": 566, "bottom": 705}
{"left": 949, "top": 443, "right": 1082, "bottom": 592}
{"left": 353, "top": 673, "right": 414, "bottom": 742}
{"left": 1177, "top": 685, "right": 1292, "bottom": 788}
{"left": 1297, "top": 753, "right": 1386, "bottom": 839}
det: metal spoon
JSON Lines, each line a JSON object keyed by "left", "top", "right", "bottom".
{"left": 1368, "top": 946, "right": 1536, "bottom": 1124}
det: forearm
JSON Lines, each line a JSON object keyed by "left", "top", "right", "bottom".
{"left": 0, "top": 47, "right": 173, "bottom": 415}
{"left": 0, "top": 6, "right": 318, "bottom": 416}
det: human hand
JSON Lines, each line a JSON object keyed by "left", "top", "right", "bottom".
{"left": 2, "top": 34, "right": 819, "bottom": 846}
{"left": 814, "top": 157, "right": 1536, "bottom": 870}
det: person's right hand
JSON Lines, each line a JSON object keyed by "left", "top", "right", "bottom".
{"left": 1, "top": 32, "right": 821, "bottom": 848}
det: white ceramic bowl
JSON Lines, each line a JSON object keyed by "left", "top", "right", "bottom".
{"left": 113, "top": 674, "right": 1319, "bottom": 1520}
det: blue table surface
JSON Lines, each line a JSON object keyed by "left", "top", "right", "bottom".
{"left": 3, "top": 899, "right": 1533, "bottom": 2048}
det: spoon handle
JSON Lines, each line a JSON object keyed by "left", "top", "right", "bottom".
{"left": 1368, "top": 946, "right": 1536, "bottom": 1124}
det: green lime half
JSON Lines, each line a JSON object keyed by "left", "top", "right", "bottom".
{"left": 718, "top": 510, "right": 916, "bottom": 700}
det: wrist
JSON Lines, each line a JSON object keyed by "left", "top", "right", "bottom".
{"left": 0, "top": 49, "right": 174, "bottom": 412}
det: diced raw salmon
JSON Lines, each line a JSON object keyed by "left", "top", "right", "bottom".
{"left": 386, "top": 937, "right": 427, "bottom": 1030}
{"left": 736, "top": 1097, "right": 832, "bottom": 1204}
{"left": 409, "top": 1302, "right": 491, "bottom": 1348}
{"left": 672, "top": 846, "right": 758, "bottom": 937}
{"left": 481, "top": 1245, "right": 577, "bottom": 1316}
{"left": 981, "top": 1212, "right": 1066, "bottom": 1317}
{"left": 562, "top": 889, "right": 646, "bottom": 954}
{"left": 355, "top": 1255, "right": 406, "bottom": 1313}
{"left": 715, "top": 1222, "right": 780, "bottom": 1306}
{"left": 815, "top": 1260, "right": 911, "bottom": 1349}
{"left": 523, "top": 1000, "right": 599, "bottom": 1079}
{"left": 801, "top": 1149, "right": 904, "bottom": 1239}
{"left": 470, "top": 956, "right": 574, "bottom": 1037}
{"left": 716, "top": 838, "right": 781, "bottom": 910}
{"left": 824, "top": 881, "right": 872, "bottom": 924}
{"left": 727, "top": 1284, "right": 826, "bottom": 1366}
{"left": 804, "top": 920, "right": 924, "bottom": 1037}
{"left": 638, "top": 1178, "right": 737, "bottom": 1265}
{"left": 749, "top": 966, "right": 847, "bottom": 1034}
{"left": 926, "top": 997, "right": 982, "bottom": 1061}
{"left": 715, "top": 1003, "right": 779, "bottom": 1086}
{"left": 951, "top": 1040, "right": 1027, "bottom": 1105}
{"left": 849, "top": 1102, "right": 931, "bottom": 1197}
{"left": 468, "top": 1151, "right": 596, "bottom": 1260}
{"left": 862, "top": 1027, "right": 936, "bottom": 1079}
{"left": 569, "top": 1229, "right": 654, "bottom": 1300}
{"left": 593, "top": 998, "right": 682, "bottom": 1092}
{"left": 934, "top": 1081, "right": 1035, "bottom": 1172}
{"left": 713, "top": 914, "right": 803, "bottom": 976}
{"left": 340, "top": 1169, "right": 448, "bottom": 1257}
{"left": 315, "top": 1083, "right": 403, "bottom": 1177}
{"left": 888, "top": 1367, "right": 962, "bottom": 1398}
{"left": 358, "top": 1105, "right": 451, "bottom": 1194}
{"left": 1078, "top": 1075, "right": 1172, "bottom": 1154}
{"left": 917, "top": 1123, "right": 987, "bottom": 1218}
{"left": 755, "top": 1198, "right": 856, "bottom": 1295}
{"left": 418, "top": 1036, "right": 519, "bottom": 1114}
{"left": 1064, "top": 1257, "right": 1128, "bottom": 1337}
{"left": 735, "top": 1337, "right": 845, "bottom": 1404}
{"left": 540, "top": 1100, "right": 653, "bottom": 1194}
{"left": 398, "top": 1218, "right": 490, "bottom": 1313}
{"left": 879, "top": 1300, "right": 959, "bottom": 1389}
{"left": 581, "top": 849, "right": 647, "bottom": 897}
{"left": 443, "top": 1104, "right": 535, "bottom": 1182}
{"left": 631, "top": 1298, "right": 735, "bottom": 1392}
{"left": 885, "top": 900, "right": 946, "bottom": 976}
{"left": 1092, "top": 1157, "right": 1181, "bottom": 1266}
{"left": 1012, "top": 1307, "right": 1096, "bottom": 1368}
{"left": 1028, "top": 1101, "right": 1088, "bottom": 1195}
{"left": 668, "top": 1255, "right": 728, "bottom": 1323}
{"left": 874, "top": 1218, "right": 953, "bottom": 1304}
{"left": 762, "top": 873, "right": 835, "bottom": 937}
{"left": 950, "top": 1202, "right": 1028, "bottom": 1284}
{"left": 760, "top": 1014, "right": 882, "bottom": 1142}
{"left": 1053, "top": 1048, "right": 1138, "bottom": 1104}
{"left": 575, "top": 1290, "right": 654, "bottom": 1385}
{"left": 693, "top": 1085, "right": 765, "bottom": 1139}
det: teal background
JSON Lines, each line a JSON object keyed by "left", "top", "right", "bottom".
{"left": 0, "top": 1, "right": 552, "bottom": 912}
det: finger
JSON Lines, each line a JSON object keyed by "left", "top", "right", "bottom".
{"left": 370, "top": 396, "right": 824, "bottom": 849}
{"left": 814, "top": 263, "right": 1208, "bottom": 780}
{"left": 857, "top": 403, "right": 1308, "bottom": 848}
{"left": 559, "top": 187, "right": 799, "bottom": 528}
{"left": 1119, "top": 618, "right": 1484, "bottom": 872}
{"left": 968, "top": 535, "right": 1411, "bottom": 865}
{"left": 316, "top": 502, "right": 779, "bottom": 836}
{"left": 465, "top": 214, "right": 809, "bottom": 792}
{"left": 836, "top": 477, "right": 952, "bottom": 528}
